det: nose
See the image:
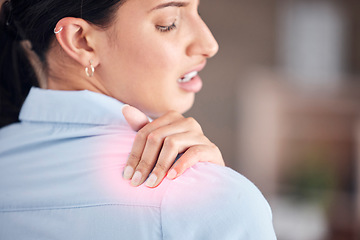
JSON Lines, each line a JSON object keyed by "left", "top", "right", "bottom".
{"left": 186, "top": 17, "right": 219, "bottom": 59}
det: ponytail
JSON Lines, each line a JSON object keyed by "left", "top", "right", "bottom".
{"left": 0, "top": 1, "right": 38, "bottom": 128}
{"left": 0, "top": 0, "right": 125, "bottom": 128}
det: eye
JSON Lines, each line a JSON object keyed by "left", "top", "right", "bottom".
{"left": 156, "top": 22, "right": 177, "bottom": 32}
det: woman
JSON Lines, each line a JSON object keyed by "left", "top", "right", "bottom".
{"left": 0, "top": 0, "right": 276, "bottom": 239}
{"left": 1, "top": 0, "right": 223, "bottom": 187}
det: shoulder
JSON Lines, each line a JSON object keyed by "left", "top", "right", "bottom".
{"left": 160, "top": 162, "right": 276, "bottom": 240}
{"left": 162, "top": 162, "right": 270, "bottom": 210}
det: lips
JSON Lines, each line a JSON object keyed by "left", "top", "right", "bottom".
{"left": 177, "top": 71, "right": 198, "bottom": 83}
{"left": 177, "top": 61, "right": 206, "bottom": 82}
{"left": 177, "top": 61, "right": 207, "bottom": 93}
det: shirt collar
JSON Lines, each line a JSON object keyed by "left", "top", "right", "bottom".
{"left": 19, "top": 87, "right": 128, "bottom": 125}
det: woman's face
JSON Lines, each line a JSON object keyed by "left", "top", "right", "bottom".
{"left": 97, "top": 0, "right": 218, "bottom": 118}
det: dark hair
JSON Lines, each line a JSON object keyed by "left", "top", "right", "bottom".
{"left": 0, "top": 0, "right": 125, "bottom": 127}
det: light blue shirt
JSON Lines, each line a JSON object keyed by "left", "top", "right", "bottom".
{"left": 0, "top": 87, "right": 276, "bottom": 239}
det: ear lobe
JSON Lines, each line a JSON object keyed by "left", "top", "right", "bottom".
{"left": 54, "top": 17, "right": 97, "bottom": 67}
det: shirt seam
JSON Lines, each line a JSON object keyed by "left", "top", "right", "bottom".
{"left": 0, "top": 202, "right": 160, "bottom": 213}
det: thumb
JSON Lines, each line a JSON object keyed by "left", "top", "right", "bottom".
{"left": 122, "top": 104, "right": 150, "bottom": 131}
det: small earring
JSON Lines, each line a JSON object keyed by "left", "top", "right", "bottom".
{"left": 85, "top": 60, "right": 95, "bottom": 77}
{"left": 54, "top": 26, "right": 63, "bottom": 34}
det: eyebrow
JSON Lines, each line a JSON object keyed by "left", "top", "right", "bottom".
{"left": 150, "top": 1, "right": 190, "bottom": 11}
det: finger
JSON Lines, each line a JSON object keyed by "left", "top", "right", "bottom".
{"left": 124, "top": 112, "right": 184, "bottom": 181}
{"left": 144, "top": 135, "right": 181, "bottom": 188}
{"left": 167, "top": 144, "right": 224, "bottom": 180}
{"left": 144, "top": 132, "right": 209, "bottom": 187}
{"left": 149, "top": 116, "right": 203, "bottom": 137}
{"left": 122, "top": 105, "right": 149, "bottom": 180}
{"left": 131, "top": 128, "right": 203, "bottom": 186}
{"left": 130, "top": 131, "right": 164, "bottom": 186}
{"left": 123, "top": 131, "right": 147, "bottom": 180}
{"left": 123, "top": 110, "right": 181, "bottom": 180}
{"left": 125, "top": 113, "right": 206, "bottom": 185}
{"left": 138, "top": 110, "right": 184, "bottom": 134}
{"left": 122, "top": 104, "right": 149, "bottom": 131}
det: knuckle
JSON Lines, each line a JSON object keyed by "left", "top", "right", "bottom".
{"left": 209, "top": 142, "right": 218, "bottom": 150}
{"left": 211, "top": 145, "right": 221, "bottom": 157}
{"left": 147, "top": 132, "right": 161, "bottom": 145}
{"left": 164, "top": 136, "right": 177, "bottom": 149}
{"left": 137, "top": 159, "right": 153, "bottom": 172}
{"left": 185, "top": 117, "right": 201, "bottom": 130}
{"left": 193, "top": 146, "right": 202, "bottom": 155}
{"left": 186, "top": 117, "right": 196, "bottom": 124}
{"left": 190, "top": 146, "right": 203, "bottom": 158}
{"left": 136, "top": 129, "right": 148, "bottom": 141}
{"left": 200, "top": 135, "right": 211, "bottom": 144}
{"left": 155, "top": 162, "right": 167, "bottom": 172}
{"left": 128, "top": 152, "right": 140, "bottom": 164}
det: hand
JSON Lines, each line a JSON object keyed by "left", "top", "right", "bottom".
{"left": 122, "top": 105, "right": 225, "bottom": 188}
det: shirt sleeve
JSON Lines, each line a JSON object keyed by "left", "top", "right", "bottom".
{"left": 160, "top": 163, "right": 277, "bottom": 240}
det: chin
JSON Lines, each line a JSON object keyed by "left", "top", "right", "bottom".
{"left": 172, "top": 95, "right": 195, "bottom": 114}
{"left": 178, "top": 102, "right": 194, "bottom": 114}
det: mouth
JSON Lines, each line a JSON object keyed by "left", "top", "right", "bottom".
{"left": 177, "top": 61, "right": 207, "bottom": 83}
{"left": 176, "top": 61, "right": 206, "bottom": 93}
{"left": 177, "top": 71, "right": 198, "bottom": 83}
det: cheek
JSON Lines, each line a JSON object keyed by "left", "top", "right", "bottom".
{"left": 125, "top": 34, "right": 182, "bottom": 79}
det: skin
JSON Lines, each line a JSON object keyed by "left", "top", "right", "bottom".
{"left": 47, "top": 0, "right": 224, "bottom": 188}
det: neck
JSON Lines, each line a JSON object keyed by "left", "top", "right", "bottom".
{"left": 47, "top": 71, "right": 109, "bottom": 95}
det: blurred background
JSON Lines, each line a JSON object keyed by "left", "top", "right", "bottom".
{"left": 190, "top": 0, "right": 360, "bottom": 239}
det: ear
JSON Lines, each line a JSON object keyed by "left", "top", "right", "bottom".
{"left": 54, "top": 17, "right": 99, "bottom": 68}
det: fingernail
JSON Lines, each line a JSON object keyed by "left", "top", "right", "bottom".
{"left": 121, "top": 104, "right": 130, "bottom": 111}
{"left": 167, "top": 169, "right": 177, "bottom": 180}
{"left": 145, "top": 174, "right": 158, "bottom": 188}
{"left": 123, "top": 166, "right": 134, "bottom": 180}
{"left": 131, "top": 171, "right": 142, "bottom": 186}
